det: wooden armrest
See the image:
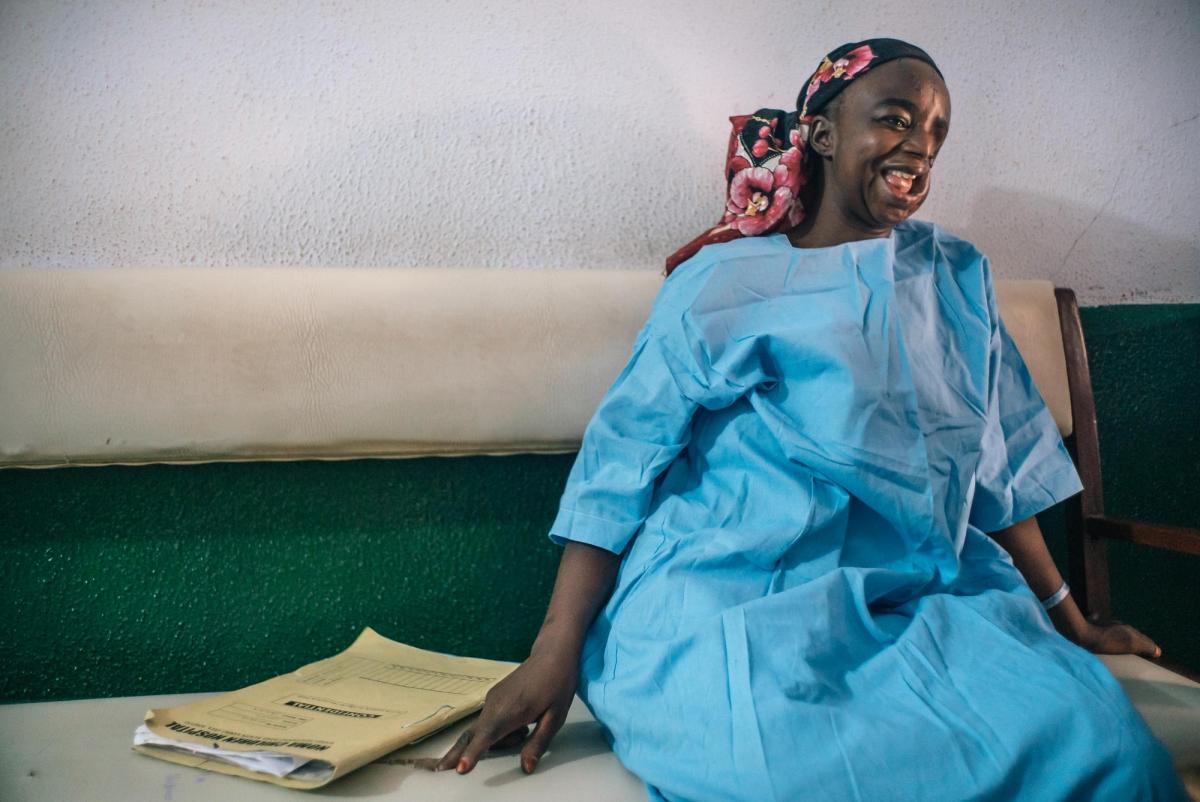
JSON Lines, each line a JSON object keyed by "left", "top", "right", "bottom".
{"left": 1085, "top": 515, "right": 1200, "bottom": 556}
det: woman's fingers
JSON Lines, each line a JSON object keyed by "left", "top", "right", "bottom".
{"left": 1104, "top": 623, "right": 1160, "bottom": 658}
{"left": 1089, "top": 621, "right": 1162, "bottom": 659}
{"left": 520, "top": 705, "right": 566, "bottom": 774}
{"left": 435, "top": 728, "right": 475, "bottom": 773}
{"left": 491, "top": 725, "right": 532, "bottom": 751}
{"left": 435, "top": 727, "right": 486, "bottom": 773}
{"left": 434, "top": 724, "right": 528, "bottom": 773}
{"left": 1125, "top": 626, "right": 1162, "bottom": 660}
{"left": 451, "top": 706, "right": 527, "bottom": 774}
{"left": 452, "top": 725, "right": 496, "bottom": 774}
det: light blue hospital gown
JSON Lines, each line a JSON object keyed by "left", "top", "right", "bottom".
{"left": 548, "top": 221, "right": 1185, "bottom": 802}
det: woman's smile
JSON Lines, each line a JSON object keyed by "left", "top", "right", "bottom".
{"left": 880, "top": 164, "right": 928, "bottom": 199}
{"left": 882, "top": 167, "right": 917, "bottom": 195}
{"left": 874, "top": 160, "right": 931, "bottom": 221}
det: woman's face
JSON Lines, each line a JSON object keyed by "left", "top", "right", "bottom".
{"left": 813, "top": 58, "right": 950, "bottom": 231}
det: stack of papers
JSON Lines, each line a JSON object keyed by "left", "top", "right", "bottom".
{"left": 131, "top": 628, "right": 517, "bottom": 789}
{"left": 133, "top": 724, "right": 332, "bottom": 779}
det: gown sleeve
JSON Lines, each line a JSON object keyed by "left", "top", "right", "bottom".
{"left": 548, "top": 265, "right": 749, "bottom": 555}
{"left": 968, "top": 258, "right": 1085, "bottom": 533}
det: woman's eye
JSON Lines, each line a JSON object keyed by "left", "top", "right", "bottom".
{"left": 882, "top": 116, "right": 909, "bottom": 129}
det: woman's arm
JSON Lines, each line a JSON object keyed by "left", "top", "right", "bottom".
{"left": 437, "top": 540, "right": 621, "bottom": 775}
{"left": 989, "top": 515, "right": 1161, "bottom": 658}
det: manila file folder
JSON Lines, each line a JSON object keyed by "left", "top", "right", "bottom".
{"left": 132, "top": 627, "right": 517, "bottom": 789}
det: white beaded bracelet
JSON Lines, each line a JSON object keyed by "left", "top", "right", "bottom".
{"left": 1040, "top": 581, "right": 1071, "bottom": 611}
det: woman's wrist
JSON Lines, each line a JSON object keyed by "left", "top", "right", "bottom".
{"left": 529, "top": 613, "right": 588, "bottom": 660}
{"left": 528, "top": 541, "right": 621, "bottom": 662}
{"left": 1038, "top": 581, "right": 1071, "bottom": 611}
{"left": 531, "top": 594, "right": 604, "bottom": 659}
{"left": 1046, "top": 593, "right": 1091, "bottom": 643}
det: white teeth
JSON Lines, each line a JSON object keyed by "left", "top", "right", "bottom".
{"left": 883, "top": 168, "right": 916, "bottom": 196}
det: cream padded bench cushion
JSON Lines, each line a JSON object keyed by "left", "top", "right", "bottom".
{"left": 0, "top": 269, "right": 1070, "bottom": 468}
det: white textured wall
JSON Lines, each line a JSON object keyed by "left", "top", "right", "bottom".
{"left": 1, "top": 0, "right": 1197, "bottom": 304}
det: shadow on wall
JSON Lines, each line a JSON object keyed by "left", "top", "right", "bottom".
{"left": 957, "top": 188, "right": 1199, "bottom": 304}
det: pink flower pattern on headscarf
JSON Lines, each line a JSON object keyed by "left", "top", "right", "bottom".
{"left": 801, "top": 45, "right": 876, "bottom": 117}
{"left": 664, "top": 110, "right": 812, "bottom": 273}
{"left": 724, "top": 167, "right": 792, "bottom": 235}
{"left": 716, "top": 119, "right": 807, "bottom": 237}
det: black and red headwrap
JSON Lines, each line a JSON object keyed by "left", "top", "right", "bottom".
{"left": 664, "top": 38, "right": 943, "bottom": 275}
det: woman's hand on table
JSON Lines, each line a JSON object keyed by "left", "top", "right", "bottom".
{"left": 1042, "top": 590, "right": 1162, "bottom": 659}
{"left": 437, "top": 540, "right": 620, "bottom": 776}
{"left": 436, "top": 642, "right": 579, "bottom": 776}
{"left": 1063, "top": 615, "right": 1162, "bottom": 659}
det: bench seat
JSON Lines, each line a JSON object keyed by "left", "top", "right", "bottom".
{"left": 1, "top": 654, "right": 1196, "bottom": 801}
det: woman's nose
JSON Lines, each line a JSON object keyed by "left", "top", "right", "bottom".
{"left": 903, "top": 127, "right": 937, "bottom": 163}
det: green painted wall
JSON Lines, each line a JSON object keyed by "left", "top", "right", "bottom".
{"left": 1, "top": 304, "right": 1197, "bottom": 703}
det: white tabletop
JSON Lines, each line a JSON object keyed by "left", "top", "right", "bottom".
{"left": 0, "top": 693, "right": 647, "bottom": 801}
{"left": 3, "top": 655, "right": 1197, "bottom": 801}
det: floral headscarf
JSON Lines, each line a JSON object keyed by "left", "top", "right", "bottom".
{"left": 664, "top": 38, "right": 943, "bottom": 275}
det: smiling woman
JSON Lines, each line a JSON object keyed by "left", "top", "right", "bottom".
{"left": 438, "top": 39, "right": 1189, "bottom": 801}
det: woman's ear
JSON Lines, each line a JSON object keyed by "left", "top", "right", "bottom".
{"left": 807, "top": 114, "right": 835, "bottom": 159}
